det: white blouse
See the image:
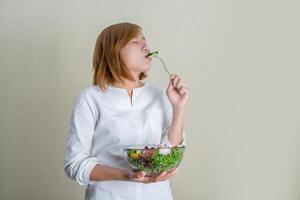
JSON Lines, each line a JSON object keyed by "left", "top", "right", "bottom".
{"left": 64, "top": 83, "right": 186, "bottom": 200}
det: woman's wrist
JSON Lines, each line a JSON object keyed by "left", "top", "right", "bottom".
{"left": 120, "top": 169, "right": 133, "bottom": 181}
{"left": 172, "top": 108, "right": 186, "bottom": 122}
{"left": 172, "top": 107, "right": 187, "bottom": 114}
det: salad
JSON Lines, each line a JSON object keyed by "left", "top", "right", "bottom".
{"left": 124, "top": 144, "right": 185, "bottom": 176}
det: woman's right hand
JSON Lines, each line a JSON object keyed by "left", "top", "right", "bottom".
{"left": 126, "top": 168, "right": 178, "bottom": 184}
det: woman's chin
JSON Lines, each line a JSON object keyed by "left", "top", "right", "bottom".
{"left": 140, "top": 64, "right": 151, "bottom": 72}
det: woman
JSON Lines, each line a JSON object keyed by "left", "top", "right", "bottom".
{"left": 64, "top": 22, "right": 190, "bottom": 200}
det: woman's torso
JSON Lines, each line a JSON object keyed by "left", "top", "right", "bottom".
{"left": 83, "top": 84, "right": 173, "bottom": 200}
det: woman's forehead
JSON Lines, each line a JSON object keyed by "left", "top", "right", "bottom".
{"left": 132, "top": 33, "right": 146, "bottom": 40}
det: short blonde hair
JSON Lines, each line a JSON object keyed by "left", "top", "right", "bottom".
{"left": 92, "top": 22, "right": 147, "bottom": 91}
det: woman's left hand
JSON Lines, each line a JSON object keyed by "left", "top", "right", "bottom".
{"left": 166, "top": 74, "right": 191, "bottom": 110}
{"left": 128, "top": 168, "right": 178, "bottom": 184}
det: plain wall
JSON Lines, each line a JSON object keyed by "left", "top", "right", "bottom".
{"left": 1, "top": 0, "right": 300, "bottom": 199}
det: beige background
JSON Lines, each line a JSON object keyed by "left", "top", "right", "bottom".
{"left": 1, "top": 0, "right": 300, "bottom": 199}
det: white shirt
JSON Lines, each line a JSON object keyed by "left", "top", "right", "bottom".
{"left": 64, "top": 83, "right": 186, "bottom": 200}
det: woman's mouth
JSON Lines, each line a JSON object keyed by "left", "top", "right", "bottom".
{"left": 145, "top": 56, "right": 152, "bottom": 61}
{"left": 146, "top": 51, "right": 159, "bottom": 58}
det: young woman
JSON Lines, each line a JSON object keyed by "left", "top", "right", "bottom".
{"left": 64, "top": 22, "right": 190, "bottom": 200}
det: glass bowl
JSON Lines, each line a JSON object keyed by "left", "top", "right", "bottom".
{"left": 123, "top": 144, "right": 185, "bottom": 176}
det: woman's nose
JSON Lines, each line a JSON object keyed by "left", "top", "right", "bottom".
{"left": 143, "top": 44, "right": 150, "bottom": 52}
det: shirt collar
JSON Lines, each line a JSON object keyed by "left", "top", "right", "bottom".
{"left": 107, "top": 82, "right": 147, "bottom": 94}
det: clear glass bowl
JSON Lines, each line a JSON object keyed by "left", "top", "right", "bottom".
{"left": 123, "top": 144, "right": 185, "bottom": 176}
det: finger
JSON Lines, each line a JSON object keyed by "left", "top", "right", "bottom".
{"left": 145, "top": 175, "right": 159, "bottom": 184}
{"left": 170, "top": 73, "right": 176, "bottom": 79}
{"left": 182, "top": 87, "right": 190, "bottom": 96}
{"left": 172, "top": 76, "right": 180, "bottom": 88}
{"left": 165, "top": 168, "right": 178, "bottom": 179}
{"left": 134, "top": 171, "right": 145, "bottom": 180}
{"left": 155, "top": 169, "right": 177, "bottom": 182}
{"left": 137, "top": 174, "right": 158, "bottom": 184}
{"left": 177, "top": 85, "right": 184, "bottom": 95}
{"left": 167, "top": 78, "right": 174, "bottom": 92}
{"left": 141, "top": 176, "right": 152, "bottom": 184}
{"left": 167, "top": 168, "right": 177, "bottom": 174}
{"left": 169, "top": 168, "right": 178, "bottom": 175}
{"left": 172, "top": 75, "right": 179, "bottom": 85}
{"left": 156, "top": 171, "right": 168, "bottom": 179}
{"left": 154, "top": 171, "right": 168, "bottom": 182}
{"left": 176, "top": 79, "right": 183, "bottom": 90}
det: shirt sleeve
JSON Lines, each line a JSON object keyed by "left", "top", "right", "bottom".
{"left": 64, "top": 90, "right": 101, "bottom": 186}
{"left": 160, "top": 89, "right": 187, "bottom": 146}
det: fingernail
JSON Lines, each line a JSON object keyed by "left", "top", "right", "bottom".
{"left": 161, "top": 171, "right": 167, "bottom": 176}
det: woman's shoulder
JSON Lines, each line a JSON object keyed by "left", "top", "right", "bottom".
{"left": 83, "top": 85, "right": 102, "bottom": 95}
{"left": 74, "top": 85, "right": 103, "bottom": 104}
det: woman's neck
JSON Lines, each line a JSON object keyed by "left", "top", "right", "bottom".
{"left": 112, "top": 78, "right": 144, "bottom": 90}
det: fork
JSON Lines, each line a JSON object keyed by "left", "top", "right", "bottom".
{"left": 146, "top": 51, "right": 171, "bottom": 76}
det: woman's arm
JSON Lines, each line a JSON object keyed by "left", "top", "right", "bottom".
{"left": 90, "top": 164, "right": 178, "bottom": 184}
{"left": 89, "top": 165, "right": 128, "bottom": 181}
{"left": 167, "top": 108, "right": 186, "bottom": 145}
{"left": 165, "top": 74, "right": 190, "bottom": 145}
{"left": 64, "top": 91, "right": 101, "bottom": 186}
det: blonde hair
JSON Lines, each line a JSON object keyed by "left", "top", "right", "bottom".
{"left": 92, "top": 22, "right": 147, "bottom": 91}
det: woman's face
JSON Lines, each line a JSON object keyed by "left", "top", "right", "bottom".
{"left": 120, "top": 33, "right": 152, "bottom": 76}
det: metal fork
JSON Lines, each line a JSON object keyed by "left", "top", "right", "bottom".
{"left": 147, "top": 51, "right": 171, "bottom": 76}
